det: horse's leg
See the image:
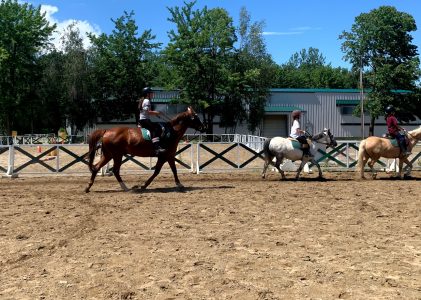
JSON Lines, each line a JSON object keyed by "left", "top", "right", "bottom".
{"left": 311, "top": 158, "right": 323, "bottom": 179}
{"left": 85, "top": 152, "right": 112, "bottom": 193}
{"left": 295, "top": 159, "right": 308, "bottom": 180}
{"left": 358, "top": 157, "right": 369, "bottom": 179}
{"left": 141, "top": 157, "right": 166, "bottom": 190}
{"left": 167, "top": 158, "right": 184, "bottom": 189}
{"left": 261, "top": 154, "right": 274, "bottom": 179}
{"left": 274, "top": 156, "right": 286, "bottom": 180}
{"left": 360, "top": 158, "right": 368, "bottom": 179}
{"left": 367, "top": 158, "right": 378, "bottom": 179}
{"left": 402, "top": 157, "right": 413, "bottom": 178}
{"left": 398, "top": 157, "right": 412, "bottom": 179}
{"left": 112, "top": 154, "right": 129, "bottom": 191}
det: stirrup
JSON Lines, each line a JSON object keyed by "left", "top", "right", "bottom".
{"left": 402, "top": 151, "right": 411, "bottom": 157}
{"left": 155, "top": 148, "right": 167, "bottom": 155}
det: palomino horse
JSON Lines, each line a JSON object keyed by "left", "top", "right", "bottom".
{"left": 262, "top": 128, "right": 337, "bottom": 180}
{"left": 85, "top": 107, "right": 205, "bottom": 192}
{"left": 357, "top": 126, "right": 421, "bottom": 179}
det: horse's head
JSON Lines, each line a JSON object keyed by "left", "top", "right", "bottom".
{"left": 312, "top": 128, "right": 337, "bottom": 148}
{"left": 186, "top": 106, "right": 206, "bottom": 132}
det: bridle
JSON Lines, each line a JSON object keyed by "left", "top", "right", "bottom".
{"left": 311, "top": 130, "right": 335, "bottom": 147}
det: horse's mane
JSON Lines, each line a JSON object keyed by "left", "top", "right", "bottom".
{"left": 409, "top": 125, "right": 421, "bottom": 138}
{"left": 169, "top": 110, "right": 189, "bottom": 126}
{"left": 312, "top": 132, "right": 324, "bottom": 140}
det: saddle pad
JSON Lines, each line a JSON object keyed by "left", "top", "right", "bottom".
{"left": 141, "top": 128, "right": 151, "bottom": 141}
{"left": 388, "top": 138, "right": 398, "bottom": 147}
{"left": 288, "top": 139, "right": 301, "bottom": 149}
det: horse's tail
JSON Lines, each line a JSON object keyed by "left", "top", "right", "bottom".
{"left": 262, "top": 138, "right": 272, "bottom": 161}
{"left": 87, "top": 129, "right": 106, "bottom": 172}
{"left": 356, "top": 139, "right": 367, "bottom": 175}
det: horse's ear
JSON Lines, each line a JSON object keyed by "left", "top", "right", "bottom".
{"left": 187, "top": 106, "right": 195, "bottom": 114}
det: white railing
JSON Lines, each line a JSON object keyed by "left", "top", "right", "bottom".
{"left": 0, "top": 134, "right": 87, "bottom": 145}
{"left": 1, "top": 138, "right": 420, "bottom": 177}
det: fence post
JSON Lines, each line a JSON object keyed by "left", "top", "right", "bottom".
{"left": 196, "top": 143, "right": 200, "bottom": 174}
{"left": 6, "top": 145, "right": 18, "bottom": 178}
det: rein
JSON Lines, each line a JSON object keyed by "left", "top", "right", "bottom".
{"left": 311, "top": 133, "right": 332, "bottom": 146}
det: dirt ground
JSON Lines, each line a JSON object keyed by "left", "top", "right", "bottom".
{"left": 1, "top": 170, "right": 420, "bottom": 300}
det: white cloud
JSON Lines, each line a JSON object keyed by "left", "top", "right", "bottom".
{"left": 262, "top": 31, "right": 302, "bottom": 36}
{"left": 262, "top": 26, "right": 322, "bottom": 36}
{"left": 40, "top": 4, "right": 101, "bottom": 50}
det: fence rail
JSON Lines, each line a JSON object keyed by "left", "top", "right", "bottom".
{"left": 0, "top": 134, "right": 87, "bottom": 145}
{"left": 1, "top": 136, "right": 420, "bottom": 177}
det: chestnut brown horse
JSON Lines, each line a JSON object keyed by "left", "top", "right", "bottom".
{"left": 357, "top": 126, "right": 421, "bottom": 179}
{"left": 85, "top": 107, "right": 205, "bottom": 192}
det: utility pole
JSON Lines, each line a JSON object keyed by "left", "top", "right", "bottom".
{"left": 360, "top": 57, "right": 365, "bottom": 139}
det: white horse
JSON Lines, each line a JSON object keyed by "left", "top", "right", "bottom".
{"left": 262, "top": 128, "right": 337, "bottom": 180}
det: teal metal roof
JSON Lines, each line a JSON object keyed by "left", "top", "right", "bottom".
{"left": 153, "top": 98, "right": 178, "bottom": 103}
{"left": 336, "top": 99, "right": 360, "bottom": 105}
{"left": 265, "top": 105, "right": 303, "bottom": 112}
{"left": 269, "top": 88, "right": 412, "bottom": 94}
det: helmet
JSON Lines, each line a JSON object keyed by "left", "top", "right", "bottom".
{"left": 385, "top": 105, "right": 395, "bottom": 114}
{"left": 291, "top": 110, "right": 302, "bottom": 118}
{"left": 141, "top": 87, "right": 152, "bottom": 97}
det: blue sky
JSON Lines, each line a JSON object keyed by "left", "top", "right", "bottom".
{"left": 25, "top": 0, "right": 421, "bottom": 69}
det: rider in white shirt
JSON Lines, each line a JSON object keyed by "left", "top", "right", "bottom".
{"left": 289, "top": 110, "right": 312, "bottom": 157}
{"left": 138, "top": 87, "right": 166, "bottom": 155}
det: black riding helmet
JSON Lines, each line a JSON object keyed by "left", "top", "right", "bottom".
{"left": 141, "top": 87, "right": 152, "bottom": 97}
{"left": 385, "top": 105, "right": 395, "bottom": 114}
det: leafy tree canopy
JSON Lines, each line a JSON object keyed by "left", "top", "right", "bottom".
{"left": 89, "top": 11, "right": 161, "bottom": 122}
{"left": 340, "top": 5, "right": 420, "bottom": 134}
{"left": 0, "top": 0, "right": 55, "bottom": 134}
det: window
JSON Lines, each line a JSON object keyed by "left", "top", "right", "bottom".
{"left": 340, "top": 106, "right": 356, "bottom": 115}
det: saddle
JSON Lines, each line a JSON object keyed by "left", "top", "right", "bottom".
{"left": 138, "top": 123, "right": 173, "bottom": 143}
{"left": 287, "top": 137, "right": 312, "bottom": 149}
{"left": 383, "top": 134, "right": 409, "bottom": 148}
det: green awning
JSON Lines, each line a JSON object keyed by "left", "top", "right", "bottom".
{"left": 336, "top": 99, "right": 360, "bottom": 106}
{"left": 264, "top": 105, "right": 303, "bottom": 112}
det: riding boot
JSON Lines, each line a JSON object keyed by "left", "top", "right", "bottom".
{"left": 152, "top": 138, "right": 166, "bottom": 156}
{"left": 301, "top": 145, "right": 312, "bottom": 158}
{"left": 399, "top": 142, "right": 411, "bottom": 157}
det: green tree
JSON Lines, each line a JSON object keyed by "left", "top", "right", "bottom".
{"left": 89, "top": 11, "right": 160, "bottom": 122}
{"left": 60, "top": 23, "right": 96, "bottom": 135}
{"left": 340, "top": 6, "right": 420, "bottom": 135}
{"left": 277, "top": 47, "right": 357, "bottom": 88}
{"left": 220, "top": 7, "right": 277, "bottom": 133}
{"left": 0, "top": 0, "right": 55, "bottom": 134}
{"left": 37, "top": 50, "right": 67, "bottom": 133}
{"left": 165, "top": 1, "right": 236, "bottom": 133}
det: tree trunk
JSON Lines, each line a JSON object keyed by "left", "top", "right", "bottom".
{"left": 369, "top": 117, "right": 375, "bottom": 136}
{"left": 206, "top": 114, "right": 213, "bottom": 135}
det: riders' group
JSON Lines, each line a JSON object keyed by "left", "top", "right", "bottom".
{"left": 289, "top": 105, "right": 411, "bottom": 158}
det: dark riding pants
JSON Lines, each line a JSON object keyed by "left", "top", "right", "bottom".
{"left": 138, "top": 119, "right": 161, "bottom": 139}
{"left": 391, "top": 132, "right": 407, "bottom": 152}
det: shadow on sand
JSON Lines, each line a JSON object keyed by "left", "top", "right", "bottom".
{"left": 132, "top": 185, "right": 235, "bottom": 194}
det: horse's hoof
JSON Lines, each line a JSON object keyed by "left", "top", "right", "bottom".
{"left": 129, "top": 188, "right": 141, "bottom": 194}
{"left": 85, "top": 187, "right": 90, "bottom": 193}
{"left": 403, "top": 174, "right": 412, "bottom": 179}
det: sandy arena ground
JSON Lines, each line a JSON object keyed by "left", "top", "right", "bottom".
{"left": 1, "top": 170, "right": 420, "bottom": 300}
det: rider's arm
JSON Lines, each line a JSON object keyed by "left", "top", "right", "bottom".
{"left": 148, "top": 110, "right": 161, "bottom": 116}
